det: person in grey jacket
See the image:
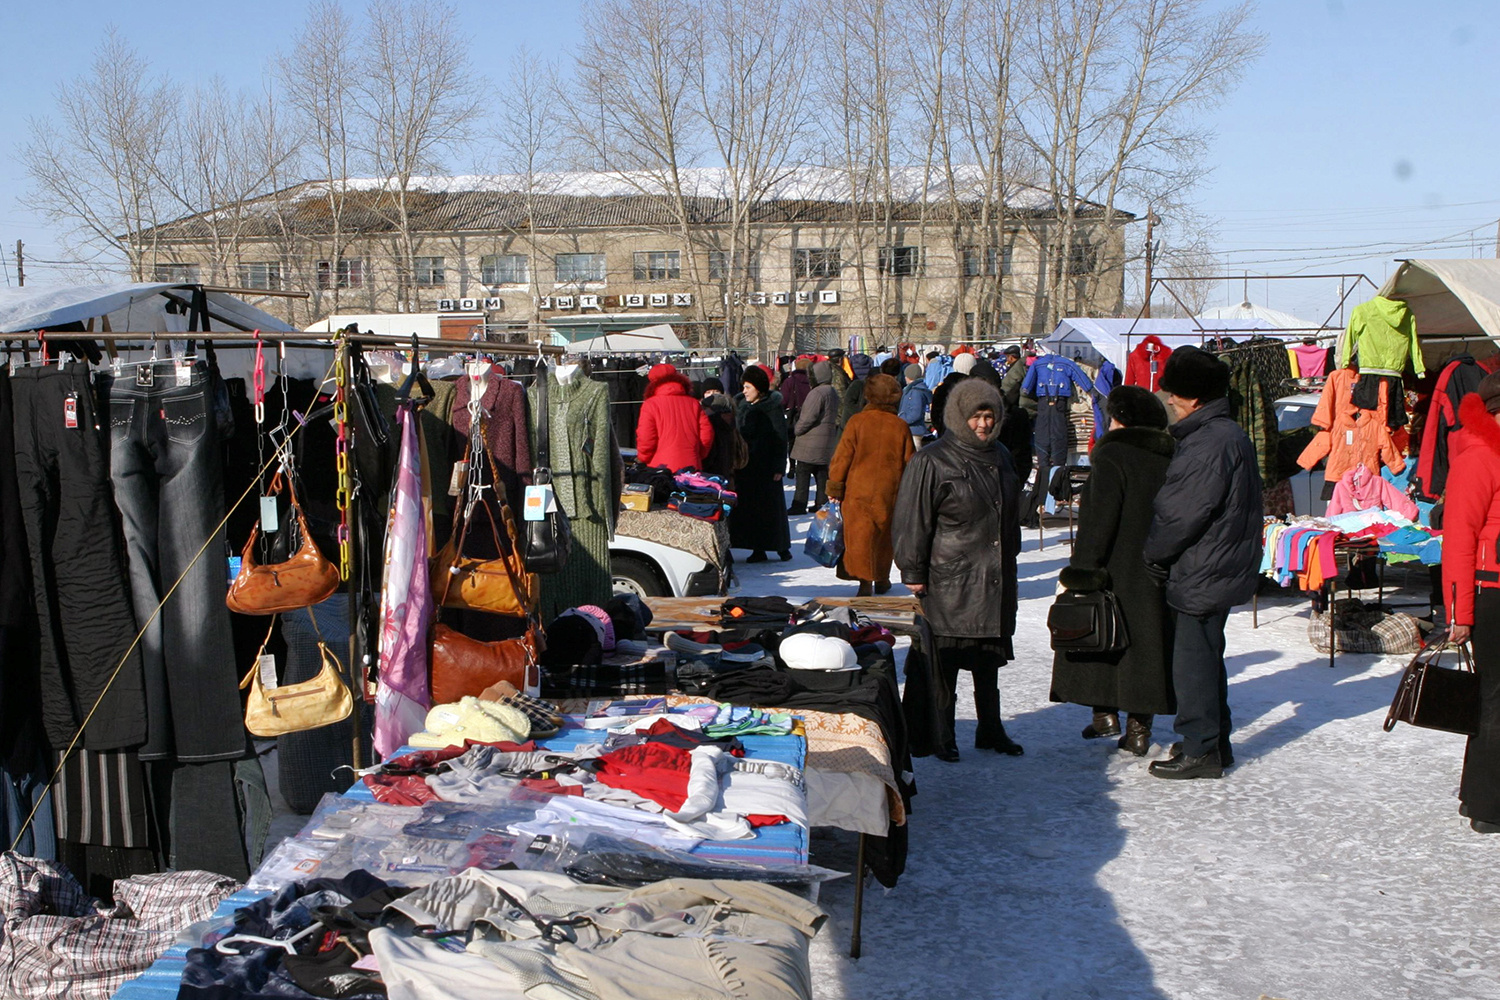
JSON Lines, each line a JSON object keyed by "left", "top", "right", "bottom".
{"left": 1141, "top": 347, "right": 1263, "bottom": 780}
{"left": 893, "top": 379, "right": 1023, "bottom": 761}
{"left": 897, "top": 364, "right": 933, "bottom": 447}
{"left": 788, "top": 360, "right": 839, "bottom": 514}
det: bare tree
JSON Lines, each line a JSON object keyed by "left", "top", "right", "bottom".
{"left": 21, "top": 27, "right": 177, "bottom": 278}
{"left": 356, "top": 0, "right": 483, "bottom": 311}
{"left": 281, "top": 0, "right": 364, "bottom": 314}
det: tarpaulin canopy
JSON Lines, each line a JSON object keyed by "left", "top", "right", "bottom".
{"left": 1376, "top": 259, "right": 1500, "bottom": 364}
{"left": 1198, "top": 301, "right": 1331, "bottom": 331}
{"left": 1045, "top": 316, "right": 1286, "bottom": 370}
{"left": 0, "top": 282, "right": 295, "bottom": 335}
{"left": 567, "top": 324, "right": 687, "bottom": 354}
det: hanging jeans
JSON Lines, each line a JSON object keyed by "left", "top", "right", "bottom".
{"left": 102, "top": 361, "right": 243, "bottom": 763}
{"left": 11, "top": 363, "right": 147, "bottom": 751}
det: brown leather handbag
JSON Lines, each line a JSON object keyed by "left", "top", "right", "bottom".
{"left": 227, "top": 473, "right": 340, "bottom": 615}
{"left": 430, "top": 421, "right": 537, "bottom": 616}
{"left": 430, "top": 623, "right": 543, "bottom": 704}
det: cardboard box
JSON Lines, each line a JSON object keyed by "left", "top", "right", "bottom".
{"left": 620, "top": 487, "right": 652, "bottom": 512}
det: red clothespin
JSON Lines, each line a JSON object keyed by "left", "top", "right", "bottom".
{"left": 252, "top": 330, "right": 266, "bottom": 425}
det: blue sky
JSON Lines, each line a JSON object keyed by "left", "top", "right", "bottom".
{"left": 1, "top": 0, "right": 1495, "bottom": 321}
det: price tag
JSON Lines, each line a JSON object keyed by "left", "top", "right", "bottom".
{"left": 465, "top": 360, "right": 489, "bottom": 378}
{"left": 257, "top": 654, "right": 278, "bottom": 689}
{"left": 1345, "top": 430, "right": 1354, "bottom": 446}
{"left": 176, "top": 362, "right": 192, "bottom": 386}
{"left": 63, "top": 393, "right": 78, "bottom": 429}
{"left": 448, "top": 461, "right": 469, "bottom": 496}
{"left": 523, "top": 484, "right": 555, "bottom": 521}
{"left": 260, "top": 496, "right": 280, "bottom": 532}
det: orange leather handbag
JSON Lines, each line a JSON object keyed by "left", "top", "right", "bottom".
{"left": 430, "top": 624, "right": 543, "bottom": 704}
{"left": 227, "top": 474, "right": 340, "bottom": 615}
{"left": 430, "top": 421, "right": 537, "bottom": 616}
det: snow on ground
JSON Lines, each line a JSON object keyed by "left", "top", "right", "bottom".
{"left": 741, "top": 511, "right": 1500, "bottom": 1000}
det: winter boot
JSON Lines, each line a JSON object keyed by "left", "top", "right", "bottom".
{"left": 1117, "top": 714, "right": 1152, "bottom": 756}
{"left": 1082, "top": 710, "right": 1121, "bottom": 740}
{"left": 856, "top": 581, "right": 874, "bottom": 597}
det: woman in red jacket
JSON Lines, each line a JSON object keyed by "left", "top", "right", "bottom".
{"left": 1443, "top": 374, "right": 1500, "bottom": 835}
{"left": 636, "top": 363, "right": 714, "bottom": 472}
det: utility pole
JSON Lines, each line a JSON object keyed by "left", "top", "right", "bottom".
{"left": 14, "top": 241, "right": 23, "bottom": 287}
{"left": 1142, "top": 209, "right": 1159, "bottom": 318}
{"left": 1493, "top": 216, "right": 1499, "bottom": 258}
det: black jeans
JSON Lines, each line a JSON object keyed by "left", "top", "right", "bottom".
{"left": 12, "top": 364, "right": 146, "bottom": 751}
{"left": 1461, "top": 590, "right": 1500, "bottom": 824}
{"left": 0, "top": 371, "right": 30, "bottom": 627}
{"left": 789, "top": 461, "right": 828, "bottom": 512}
{"left": 1170, "top": 608, "right": 1232, "bottom": 759}
{"left": 102, "top": 362, "right": 243, "bottom": 762}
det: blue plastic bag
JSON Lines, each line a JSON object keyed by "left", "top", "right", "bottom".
{"left": 804, "top": 501, "right": 844, "bottom": 568}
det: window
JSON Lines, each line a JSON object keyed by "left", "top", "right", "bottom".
{"left": 555, "top": 252, "right": 607, "bottom": 284}
{"left": 708, "top": 250, "right": 761, "bottom": 282}
{"left": 877, "top": 245, "right": 923, "bottom": 277}
{"left": 793, "top": 247, "right": 842, "bottom": 279}
{"left": 153, "top": 262, "right": 200, "bottom": 283}
{"left": 962, "top": 245, "right": 1013, "bottom": 277}
{"left": 966, "top": 310, "right": 1014, "bottom": 338}
{"left": 413, "top": 256, "right": 446, "bottom": 286}
{"left": 317, "top": 257, "right": 364, "bottom": 290}
{"left": 1067, "top": 240, "right": 1097, "bottom": 275}
{"left": 793, "top": 314, "right": 841, "bottom": 353}
{"left": 480, "top": 253, "right": 528, "bottom": 285}
{"left": 632, "top": 250, "right": 681, "bottom": 281}
{"left": 238, "top": 261, "right": 281, "bottom": 290}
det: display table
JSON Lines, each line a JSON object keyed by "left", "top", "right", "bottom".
{"left": 616, "top": 507, "right": 729, "bottom": 570}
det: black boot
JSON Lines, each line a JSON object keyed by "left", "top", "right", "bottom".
{"left": 1117, "top": 714, "right": 1152, "bottom": 756}
{"left": 1149, "top": 748, "right": 1223, "bottom": 780}
{"left": 874, "top": 580, "right": 892, "bottom": 595}
{"left": 856, "top": 581, "right": 873, "bottom": 597}
{"left": 975, "top": 723, "right": 1024, "bottom": 756}
{"left": 1082, "top": 710, "right": 1121, "bottom": 740}
{"left": 778, "top": 549, "right": 793, "bottom": 562}
{"left": 747, "top": 551, "right": 768, "bottom": 563}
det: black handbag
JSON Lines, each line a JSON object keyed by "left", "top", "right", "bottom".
{"left": 1384, "top": 635, "right": 1480, "bottom": 737}
{"left": 525, "top": 365, "right": 573, "bottom": 575}
{"left": 1048, "top": 588, "right": 1128, "bottom": 654}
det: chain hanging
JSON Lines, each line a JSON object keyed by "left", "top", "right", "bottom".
{"left": 334, "top": 340, "right": 352, "bottom": 581}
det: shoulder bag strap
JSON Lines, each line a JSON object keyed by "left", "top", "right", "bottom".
{"left": 535, "top": 364, "right": 552, "bottom": 478}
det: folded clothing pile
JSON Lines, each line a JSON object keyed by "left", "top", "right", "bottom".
{"left": 723, "top": 596, "right": 797, "bottom": 627}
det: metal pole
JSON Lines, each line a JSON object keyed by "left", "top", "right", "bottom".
{"left": 850, "top": 832, "right": 866, "bottom": 959}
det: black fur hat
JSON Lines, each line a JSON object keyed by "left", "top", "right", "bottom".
{"left": 1158, "top": 346, "right": 1229, "bottom": 402}
{"left": 1105, "top": 384, "right": 1169, "bottom": 429}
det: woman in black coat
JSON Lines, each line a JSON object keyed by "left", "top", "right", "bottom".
{"left": 1050, "top": 386, "right": 1176, "bottom": 755}
{"left": 729, "top": 366, "right": 792, "bottom": 562}
{"left": 894, "top": 379, "right": 1023, "bottom": 761}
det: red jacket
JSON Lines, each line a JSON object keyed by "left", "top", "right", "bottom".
{"left": 637, "top": 377, "right": 714, "bottom": 472}
{"left": 1442, "top": 394, "right": 1500, "bottom": 626}
{"left": 1125, "top": 336, "right": 1173, "bottom": 391}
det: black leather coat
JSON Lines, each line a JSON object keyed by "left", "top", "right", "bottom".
{"left": 892, "top": 433, "right": 1021, "bottom": 638}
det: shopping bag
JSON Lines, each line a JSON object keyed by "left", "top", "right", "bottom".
{"left": 804, "top": 501, "right": 844, "bottom": 568}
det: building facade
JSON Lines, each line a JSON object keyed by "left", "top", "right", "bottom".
{"left": 138, "top": 171, "right": 1133, "bottom": 353}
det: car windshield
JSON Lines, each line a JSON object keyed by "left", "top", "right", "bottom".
{"left": 1276, "top": 402, "right": 1317, "bottom": 432}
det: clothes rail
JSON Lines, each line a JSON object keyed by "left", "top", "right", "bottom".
{"left": 2, "top": 331, "right": 567, "bottom": 356}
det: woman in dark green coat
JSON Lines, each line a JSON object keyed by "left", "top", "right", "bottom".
{"left": 1050, "top": 386, "right": 1176, "bottom": 755}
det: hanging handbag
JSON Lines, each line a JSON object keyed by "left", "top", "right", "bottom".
{"left": 430, "top": 419, "right": 537, "bottom": 616}
{"left": 524, "top": 365, "right": 573, "bottom": 574}
{"left": 1383, "top": 635, "right": 1481, "bottom": 737}
{"left": 1047, "top": 587, "right": 1129, "bottom": 654}
{"left": 239, "top": 615, "right": 353, "bottom": 737}
{"left": 227, "top": 472, "right": 340, "bottom": 615}
{"left": 430, "top": 623, "right": 543, "bottom": 704}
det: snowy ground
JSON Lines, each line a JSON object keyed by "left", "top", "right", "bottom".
{"left": 738, "top": 510, "right": 1500, "bottom": 1000}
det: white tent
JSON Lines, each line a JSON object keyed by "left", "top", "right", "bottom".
{"left": 1045, "top": 317, "right": 1285, "bottom": 370}
{"left": 1376, "top": 259, "right": 1500, "bottom": 365}
{"left": 0, "top": 282, "right": 295, "bottom": 335}
{"left": 566, "top": 324, "right": 687, "bottom": 355}
{"left": 1198, "top": 301, "right": 1330, "bottom": 331}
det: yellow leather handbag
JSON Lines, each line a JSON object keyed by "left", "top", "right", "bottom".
{"left": 239, "top": 616, "right": 353, "bottom": 737}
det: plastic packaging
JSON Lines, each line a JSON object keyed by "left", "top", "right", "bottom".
{"left": 804, "top": 500, "right": 844, "bottom": 567}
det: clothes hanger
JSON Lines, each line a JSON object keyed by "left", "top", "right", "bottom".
{"left": 396, "top": 334, "right": 434, "bottom": 403}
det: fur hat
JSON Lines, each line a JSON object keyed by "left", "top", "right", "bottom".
{"left": 644, "top": 362, "right": 690, "bottom": 399}
{"left": 953, "top": 353, "right": 977, "bottom": 375}
{"left": 701, "top": 377, "right": 725, "bottom": 394}
{"left": 903, "top": 363, "right": 924, "bottom": 383}
{"left": 1480, "top": 371, "right": 1500, "bottom": 414}
{"left": 864, "top": 373, "right": 902, "bottom": 411}
{"left": 943, "top": 378, "right": 1003, "bottom": 447}
{"left": 794, "top": 356, "right": 813, "bottom": 370}
{"left": 742, "top": 365, "right": 771, "bottom": 395}
{"left": 879, "top": 358, "right": 904, "bottom": 377}
{"left": 1105, "top": 384, "right": 1169, "bottom": 429}
{"left": 1159, "top": 346, "right": 1230, "bottom": 402}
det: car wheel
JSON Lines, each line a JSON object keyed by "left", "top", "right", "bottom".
{"left": 611, "top": 555, "right": 667, "bottom": 598}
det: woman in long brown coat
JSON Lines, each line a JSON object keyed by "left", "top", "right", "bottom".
{"left": 828, "top": 374, "right": 916, "bottom": 595}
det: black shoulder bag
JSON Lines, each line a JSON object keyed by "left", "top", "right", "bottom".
{"left": 1048, "top": 587, "right": 1129, "bottom": 655}
{"left": 525, "top": 365, "right": 573, "bottom": 575}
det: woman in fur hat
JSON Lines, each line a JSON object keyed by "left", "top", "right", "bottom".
{"left": 729, "top": 366, "right": 792, "bottom": 562}
{"left": 1049, "top": 385, "right": 1177, "bottom": 755}
{"left": 828, "top": 374, "right": 916, "bottom": 595}
{"left": 893, "top": 378, "right": 1024, "bottom": 760}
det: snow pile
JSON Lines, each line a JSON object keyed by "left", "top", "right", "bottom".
{"left": 737, "top": 513, "right": 1497, "bottom": 999}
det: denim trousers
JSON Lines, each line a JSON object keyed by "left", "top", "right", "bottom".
{"left": 11, "top": 363, "right": 147, "bottom": 751}
{"left": 1171, "top": 609, "right": 1232, "bottom": 758}
{"left": 790, "top": 461, "right": 828, "bottom": 512}
{"left": 102, "top": 361, "right": 243, "bottom": 763}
